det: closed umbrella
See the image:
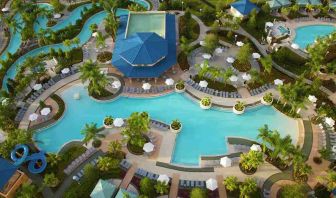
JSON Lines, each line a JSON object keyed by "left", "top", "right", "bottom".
{"left": 165, "top": 78, "right": 174, "bottom": 86}
{"left": 41, "top": 107, "right": 51, "bottom": 116}
{"left": 252, "top": 53, "right": 261, "bottom": 59}
{"left": 226, "top": 57, "right": 235, "bottom": 63}
{"left": 250, "top": 144, "right": 262, "bottom": 152}
{"left": 29, "top": 113, "right": 39, "bottom": 121}
{"left": 206, "top": 178, "right": 218, "bottom": 191}
{"left": 265, "top": 22, "right": 274, "bottom": 27}
{"left": 33, "top": 84, "right": 42, "bottom": 91}
{"left": 291, "top": 43, "right": 299, "bottom": 49}
{"left": 308, "top": 95, "right": 317, "bottom": 103}
{"left": 53, "top": 13, "right": 61, "bottom": 19}
{"left": 274, "top": 79, "right": 283, "bottom": 86}
{"left": 202, "top": 53, "right": 212, "bottom": 59}
{"left": 61, "top": 68, "right": 70, "bottom": 74}
{"left": 157, "top": 174, "right": 170, "bottom": 184}
{"left": 113, "top": 118, "right": 124, "bottom": 127}
{"left": 242, "top": 73, "right": 251, "bottom": 81}
{"left": 112, "top": 80, "right": 121, "bottom": 88}
{"left": 199, "top": 80, "right": 208, "bottom": 88}
{"left": 142, "top": 83, "right": 151, "bottom": 90}
{"left": 230, "top": 75, "right": 238, "bottom": 82}
{"left": 143, "top": 142, "right": 155, "bottom": 153}
{"left": 220, "top": 157, "right": 232, "bottom": 167}
{"left": 325, "top": 117, "right": 335, "bottom": 127}
{"left": 236, "top": 41, "right": 244, "bottom": 47}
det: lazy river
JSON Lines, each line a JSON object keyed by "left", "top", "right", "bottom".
{"left": 35, "top": 84, "right": 299, "bottom": 165}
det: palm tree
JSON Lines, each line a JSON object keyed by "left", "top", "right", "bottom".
{"left": 180, "top": 36, "right": 192, "bottom": 55}
{"left": 95, "top": 32, "right": 106, "bottom": 49}
{"left": 81, "top": 122, "right": 105, "bottom": 145}
{"left": 293, "top": 153, "right": 312, "bottom": 182}
{"left": 47, "top": 153, "right": 61, "bottom": 168}
{"left": 257, "top": 125, "right": 271, "bottom": 153}
{"left": 154, "top": 181, "right": 169, "bottom": 195}
{"left": 239, "top": 150, "right": 264, "bottom": 172}
{"left": 62, "top": 39, "right": 72, "bottom": 58}
{"left": 105, "top": 11, "right": 119, "bottom": 40}
{"left": 97, "top": 156, "right": 119, "bottom": 171}
{"left": 222, "top": 68, "right": 233, "bottom": 84}
{"left": 79, "top": 60, "right": 109, "bottom": 96}
{"left": 108, "top": 140, "right": 122, "bottom": 154}
{"left": 317, "top": 171, "right": 336, "bottom": 191}
{"left": 89, "top": 24, "right": 98, "bottom": 32}
{"left": 72, "top": 37, "right": 80, "bottom": 48}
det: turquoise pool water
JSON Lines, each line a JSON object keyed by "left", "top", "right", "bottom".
{"left": 1, "top": 0, "right": 148, "bottom": 89}
{"left": 293, "top": 25, "right": 336, "bottom": 49}
{"left": 35, "top": 85, "right": 299, "bottom": 165}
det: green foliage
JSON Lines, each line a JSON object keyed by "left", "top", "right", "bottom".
{"left": 0, "top": 129, "right": 34, "bottom": 158}
{"left": 80, "top": 122, "right": 105, "bottom": 145}
{"left": 108, "top": 140, "right": 122, "bottom": 154}
{"left": 97, "top": 51, "right": 112, "bottom": 62}
{"left": 97, "top": 156, "right": 119, "bottom": 171}
{"left": 15, "top": 183, "right": 40, "bottom": 198}
{"left": 204, "top": 33, "right": 219, "bottom": 54}
{"left": 318, "top": 171, "right": 336, "bottom": 191}
{"left": 279, "top": 183, "right": 306, "bottom": 198}
{"left": 122, "top": 112, "right": 150, "bottom": 148}
{"left": 43, "top": 173, "right": 60, "bottom": 187}
{"left": 47, "top": 153, "right": 61, "bottom": 168}
{"left": 140, "top": 177, "right": 155, "bottom": 197}
{"left": 293, "top": 152, "right": 312, "bottom": 182}
{"left": 223, "top": 176, "right": 239, "bottom": 192}
{"left": 239, "top": 178, "right": 257, "bottom": 198}
{"left": 318, "top": 147, "right": 332, "bottom": 160}
{"left": 234, "top": 101, "right": 245, "bottom": 111}
{"left": 154, "top": 181, "right": 169, "bottom": 195}
{"left": 271, "top": 47, "right": 307, "bottom": 75}
{"left": 50, "top": 0, "right": 65, "bottom": 13}
{"left": 105, "top": 10, "right": 119, "bottom": 39}
{"left": 190, "top": 187, "right": 206, "bottom": 198}
{"left": 260, "top": 55, "right": 272, "bottom": 74}
{"left": 239, "top": 150, "right": 263, "bottom": 172}
{"left": 236, "top": 43, "right": 252, "bottom": 65}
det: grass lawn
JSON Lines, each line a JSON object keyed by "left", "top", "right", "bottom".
{"left": 271, "top": 47, "right": 308, "bottom": 75}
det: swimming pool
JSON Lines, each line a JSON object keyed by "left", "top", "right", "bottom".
{"left": 35, "top": 84, "right": 299, "bottom": 165}
{"left": 293, "top": 25, "right": 336, "bottom": 49}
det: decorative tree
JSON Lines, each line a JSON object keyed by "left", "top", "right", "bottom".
{"left": 140, "top": 177, "right": 155, "bottom": 197}
{"left": 236, "top": 43, "right": 252, "bottom": 65}
{"left": 260, "top": 55, "right": 273, "bottom": 74}
{"left": 154, "top": 181, "right": 169, "bottom": 195}
{"left": 43, "top": 173, "right": 60, "bottom": 187}
{"left": 80, "top": 122, "right": 105, "bottom": 145}
{"left": 204, "top": 33, "right": 219, "bottom": 54}
{"left": 97, "top": 156, "right": 119, "bottom": 171}
{"left": 279, "top": 183, "right": 306, "bottom": 198}
{"left": 190, "top": 187, "right": 207, "bottom": 198}
{"left": 318, "top": 171, "right": 336, "bottom": 192}
{"left": 239, "top": 150, "right": 264, "bottom": 173}
{"left": 223, "top": 176, "right": 239, "bottom": 192}
{"left": 239, "top": 178, "right": 257, "bottom": 198}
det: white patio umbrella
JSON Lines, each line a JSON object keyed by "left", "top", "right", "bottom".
{"left": 72, "top": 175, "right": 79, "bottom": 181}
{"left": 242, "top": 73, "right": 251, "bottom": 81}
{"left": 112, "top": 80, "right": 121, "bottom": 89}
{"left": 332, "top": 145, "right": 336, "bottom": 153}
{"left": 265, "top": 22, "right": 274, "bottom": 27}
{"left": 142, "top": 83, "right": 151, "bottom": 90}
{"left": 199, "top": 80, "right": 208, "bottom": 88}
{"left": 165, "top": 78, "right": 174, "bottom": 86}
{"left": 40, "top": 107, "right": 51, "bottom": 116}
{"left": 230, "top": 75, "right": 238, "bottom": 82}
{"left": 1, "top": 7, "right": 9, "bottom": 12}
{"left": 61, "top": 68, "right": 70, "bottom": 74}
{"left": 252, "top": 53, "right": 261, "bottom": 59}
{"left": 308, "top": 95, "right": 317, "bottom": 103}
{"left": 236, "top": 41, "right": 244, "bottom": 47}
{"left": 215, "top": 47, "right": 223, "bottom": 54}
{"left": 113, "top": 118, "right": 124, "bottom": 127}
{"left": 226, "top": 57, "right": 235, "bottom": 63}
{"left": 29, "top": 113, "right": 39, "bottom": 121}
{"left": 157, "top": 174, "right": 170, "bottom": 184}
{"left": 206, "top": 178, "right": 218, "bottom": 191}
{"left": 202, "top": 53, "right": 212, "bottom": 59}
{"left": 291, "top": 43, "right": 299, "bottom": 49}
{"left": 33, "top": 84, "right": 42, "bottom": 91}
{"left": 200, "top": 40, "right": 205, "bottom": 46}
{"left": 250, "top": 144, "right": 262, "bottom": 152}
{"left": 92, "top": 32, "right": 98, "bottom": 37}
{"left": 325, "top": 117, "right": 335, "bottom": 127}
{"left": 53, "top": 13, "right": 61, "bottom": 19}
{"left": 220, "top": 157, "right": 232, "bottom": 167}
{"left": 274, "top": 79, "right": 283, "bottom": 86}
{"left": 143, "top": 142, "right": 155, "bottom": 153}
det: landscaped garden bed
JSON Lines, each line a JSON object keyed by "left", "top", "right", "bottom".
{"left": 192, "top": 75, "right": 237, "bottom": 92}
{"left": 271, "top": 47, "right": 308, "bottom": 75}
{"left": 97, "top": 51, "right": 112, "bottom": 63}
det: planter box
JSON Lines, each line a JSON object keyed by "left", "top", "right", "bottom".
{"left": 170, "top": 123, "right": 182, "bottom": 133}
{"left": 233, "top": 106, "right": 245, "bottom": 114}
{"left": 175, "top": 85, "right": 185, "bottom": 93}
{"left": 261, "top": 97, "right": 273, "bottom": 106}
{"left": 200, "top": 103, "right": 212, "bottom": 110}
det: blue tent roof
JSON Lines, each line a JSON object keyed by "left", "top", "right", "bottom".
{"left": 0, "top": 158, "right": 18, "bottom": 191}
{"left": 231, "top": 0, "right": 260, "bottom": 16}
{"left": 112, "top": 14, "right": 177, "bottom": 78}
{"left": 120, "top": 32, "right": 168, "bottom": 66}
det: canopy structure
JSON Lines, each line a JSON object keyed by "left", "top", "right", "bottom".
{"left": 199, "top": 80, "right": 208, "bottom": 88}
{"left": 220, "top": 157, "right": 232, "bottom": 167}
{"left": 230, "top": 0, "right": 260, "bottom": 16}
{"left": 0, "top": 132, "right": 5, "bottom": 143}
{"left": 41, "top": 108, "right": 51, "bottom": 116}
{"left": 330, "top": 1, "right": 336, "bottom": 8}
{"left": 115, "top": 189, "right": 138, "bottom": 198}
{"left": 61, "top": 68, "right": 70, "bottom": 74}
{"left": 113, "top": 118, "right": 124, "bottom": 127}
{"left": 165, "top": 78, "right": 174, "bottom": 85}
{"left": 236, "top": 41, "right": 244, "bottom": 47}
{"left": 252, "top": 53, "right": 261, "bottom": 59}
{"left": 53, "top": 13, "right": 61, "bottom": 19}
{"left": 215, "top": 47, "right": 223, "bottom": 54}
{"left": 206, "top": 178, "right": 218, "bottom": 191}
{"left": 325, "top": 117, "right": 335, "bottom": 127}
{"left": 112, "top": 80, "right": 121, "bottom": 89}
{"left": 278, "top": 0, "right": 292, "bottom": 6}
{"left": 274, "top": 79, "right": 283, "bottom": 85}
{"left": 202, "top": 54, "right": 212, "bottom": 59}
{"left": 267, "top": 0, "right": 282, "bottom": 9}
{"left": 291, "top": 43, "right": 300, "bottom": 49}
{"left": 242, "top": 73, "right": 251, "bottom": 81}
{"left": 90, "top": 179, "right": 116, "bottom": 198}
{"left": 226, "top": 57, "right": 235, "bottom": 63}
{"left": 142, "top": 83, "right": 151, "bottom": 90}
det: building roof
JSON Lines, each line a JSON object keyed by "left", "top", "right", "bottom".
{"left": 120, "top": 32, "right": 168, "bottom": 66}
{"left": 296, "top": 0, "right": 310, "bottom": 5}
{"left": 309, "top": 0, "right": 321, "bottom": 5}
{"left": 112, "top": 13, "right": 177, "bottom": 78}
{"left": 268, "top": 0, "right": 291, "bottom": 9}
{"left": 0, "top": 158, "right": 18, "bottom": 191}
{"left": 115, "top": 188, "right": 138, "bottom": 198}
{"left": 230, "top": 0, "right": 260, "bottom": 16}
{"left": 277, "top": 0, "right": 292, "bottom": 6}
{"left": 90, "top": 179, "right": 116, "bottom": 198}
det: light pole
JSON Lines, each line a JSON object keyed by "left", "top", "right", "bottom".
{"left": 181, "top": 1, "right": 184, "bottom": 12}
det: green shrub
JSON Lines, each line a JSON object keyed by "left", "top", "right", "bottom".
{"left": 97, "top": 51, "right": 112, "bottom": 62}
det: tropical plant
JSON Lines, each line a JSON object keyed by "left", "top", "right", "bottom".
{"left": 180, "top": 36, "right": 192, "bottom": 55}
{"left": 239, "top": 150, "right": 264, "bottom": 173}
{"left": 140, "top": 177, "right": 155, "bottom": 197}
{"left": 239, "top": 178, "right": 257, "bottom": 198}
{"left": 43, "top": 173, "right": 60, "bottom": 187}
{"left": 280, "top": 7, "right": 290, "bottom": 16}
{"left": 279, "top": 183, "right": 306, "bottom": 198}
{"left": 204, "top": 33, "right": 218, "bottom": 54}
{"left": 62, "top": 39, "right": 72, "bottom": 58}
{"left": 223, "top": 68, "right": 234, "bottom": 84}
{"left": 236, "top": 43, "right": 252, "bottom": 65}
{"left": 260, "top": 55, "right": 272, "bottom": 74}
{"left": 293, "top": 153, "right": 312, "bottom": 182}
{"left": 234, "top": 101, "right": 245, "bottom": 111}
{"left": 104, "top": 116, "right": 113, "bottom": 126}
{"left": 128, "top": 3, "right": 146, "bottom": 11}
{"left": 108, "top": 140, "right": 122, "bottom": 154}
{"left": 249, "top": 68, "right": 263, "bottom": 85}
{"left": 154, "top": 181, "right": 169, "bottom": 195}
{"left": 175, "top": 80, "right": 185, "bottom": 90}
{"left": 200, "top": 97, "right": 211, "bottom": 106}
{"left": 190, "top": 187, "right": 207, "bottom": 198}
{"left": 223, "top": 176, "right": 239, "bottom": 192}
{"left": 170, "top": 119, "right": 181, "bottom": 130}
{"left": 89, "top": 24, "right": 98, "bottom": 32}
{"left": 317, "top": 171, "right": 336, "bottom": 191}
{"left": 121, "top": 112, "right": 150, "bottom": 148}
{"left": 79, "top": 60, "right": 109, "bottom": 96}
{"left": 0, "top": 129, "right": 34, "bottom": 158}
{"left": 50, "top": 0, "right": 65, "bottom": 12}
{"left": 318, "top": 147, "right": 332, "bottom": 160}
{"left": 47, "top": 153, "right": 61, "bottom": 168}
{"left": 263, "top": 92, "right": 273, "bottom": 103}
{"left": 15, "top": 183, "right": 39, "bottom": 198}
{"left": 95, "top": 32, "right": 106, "bottom": 49}
{"left": 105, "top": 11, "right": 119, "bottom": 40}
{"left": 97, "top": 156, "right": 119, "bottom": 171}
{"left": 72, "top": 37, "right": 80, "bottom": 48}
{"left": 80, "top": 122, "right": 105, "bottom": 145}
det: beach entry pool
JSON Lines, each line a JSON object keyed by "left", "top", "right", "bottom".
{"left": 35, "top": 85, "right": 299, "bottom": 165}
{"left": 293, "top": 25, "right": 336, "bottom": 49}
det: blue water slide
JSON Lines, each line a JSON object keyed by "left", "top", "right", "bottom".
{"left": 10, "top": 144, "right": 29, "bottom": 166}
{"left": 26, "top": 151, "right": 47, "bottom": 174}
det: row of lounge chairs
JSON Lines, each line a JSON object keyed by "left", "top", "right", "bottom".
{"left": 293, "top": 17, "right": 312, "bottom": 22}
{"left": 150, "top": 119, "right": 170, "bottom": 131}
{"left": 316, "top": 17, "right": 336, "bottom": 23}
{"left": 320, "top": 123, "right": 336, "bottom": 160}
{"left": 15, "top": 104, "right": 30, "bottom": 122}
{"left": 186, "top": 78, "right": 242, "bottom": 98}
{"left": 249, "top": 83, "right": 275, "bottom": 96}
{"left": 179, "top": 179, "right": 206, "bottom": 189}
{"left": 64, "top": 147, "right": 97, "bottom": 175}
{"left": 120, "top": 159, "right": 132, "bottom": 171}
{"left": 123, "top": 85, "right": 174, "bottom": 94}
{"left": 74, "top": 157, "right": 99, "bottom": 181}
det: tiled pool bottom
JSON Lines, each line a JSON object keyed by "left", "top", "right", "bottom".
{"left": 35, "top": 84, "right": 299, "bottom": 165}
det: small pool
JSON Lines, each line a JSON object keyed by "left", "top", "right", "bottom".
{"left": 293, "top": 25, "right": 336, "bottom": 49}
{"left": 35, "top": 85, "right": 299, "bottom": 165}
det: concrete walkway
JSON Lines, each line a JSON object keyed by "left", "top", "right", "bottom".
{"left": 168, "top": 173, "right": 180, "bottom": 198}
{"left": 120, "top": 163, "right": 137, "bottom": 189}
{"left": 216, "top": 175, "right": 227, "bottom": 198}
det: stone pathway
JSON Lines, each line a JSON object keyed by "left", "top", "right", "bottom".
{"left": 216, "top": 175, "right": 227, "bottom": 198}
{"left": 168, "top": 173, "right": 180, "bottom": 198}
{"left": 120, "top": 163, "right": 138, "bottom": 189}
{"left": 237, "top": 87, "right": 251, "bottom": 98}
